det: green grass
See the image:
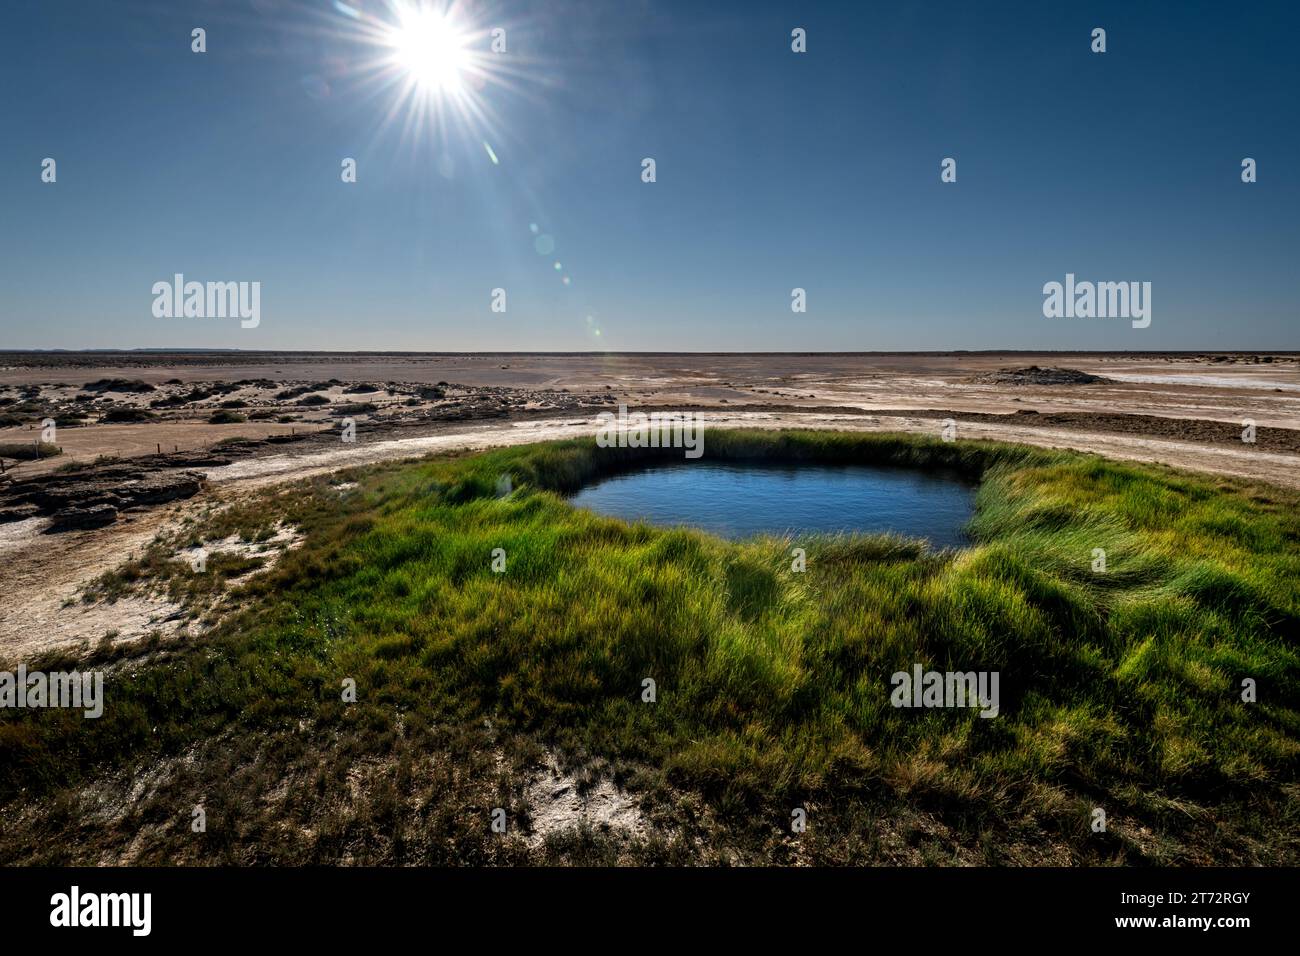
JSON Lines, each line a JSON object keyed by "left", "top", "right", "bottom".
{"left": 208, "top": 411, "right": 248, "bottom": 424}
{"left": 2, "top": 430, "right": 1297, "bottom": 864}
{"left": 0, "top": 441, "right": 61, "bottom": 460}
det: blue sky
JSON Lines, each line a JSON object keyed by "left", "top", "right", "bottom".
{"left": 1, "top": 0, "right": 1296, "bottom": 351}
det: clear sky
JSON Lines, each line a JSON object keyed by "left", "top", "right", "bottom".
{"left": 1, "top": 0, "right": 1296, "bottom": 351}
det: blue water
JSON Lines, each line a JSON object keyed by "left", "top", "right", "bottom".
{"left": 568, "top": 462, "right": 977, "bottom": 548}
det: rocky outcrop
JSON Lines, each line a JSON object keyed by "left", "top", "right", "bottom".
{"left": 974, "top": 366, "right": 1110, "bottom": 386}
{"left": 46, "top": 504, "right": 118, "bottom": 532}
{"left": 2, "top": 464, "right": 207, "bottom": 531}
{"left": 0, "top": 503, "right": 41, "bottom": 524}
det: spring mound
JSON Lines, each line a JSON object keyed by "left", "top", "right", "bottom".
{"left": 975, "top": 366, "right": 1111, "bottom": 386}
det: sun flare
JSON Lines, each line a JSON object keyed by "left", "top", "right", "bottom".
{"left": 387, "top": 7, "right": 470, "bottom": 93}
{"left": 330, "top": 0, "right": 530, "bottom": 155}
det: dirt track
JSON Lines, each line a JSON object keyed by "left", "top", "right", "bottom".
{"left": 204, "top": 409, "right": 1300, "bottom": 489}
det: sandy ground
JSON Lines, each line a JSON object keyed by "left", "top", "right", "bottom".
{"left": 0, "top": 504, "right": 185, "bottom": 660}
{"left": 2, "top": 352, "right": 1298, "bottom": 661}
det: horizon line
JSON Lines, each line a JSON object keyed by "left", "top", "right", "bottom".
{"left": 4, "top": 348, "right": 1300, "bottom": 357}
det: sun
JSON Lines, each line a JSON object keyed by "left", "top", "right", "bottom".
{"left": 331, "top": 0, "right": 530, "bottom": 154}
{"left": 386, "top": 6, "right": 471, "bottom": 93}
